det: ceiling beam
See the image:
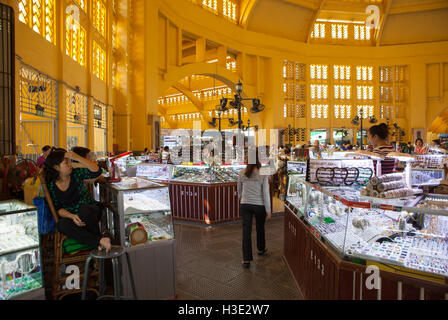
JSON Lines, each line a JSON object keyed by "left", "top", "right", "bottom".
{"left": 158, "top": 110, "right": 177, "bottom": 129}
{"left": 375, "top": 0, "right": 392, "bottom": 47}
{"left": 321, "top": 1, "right": 371, "bottom": 13}
{"left": 172, "top": 82, "right": 212, "bottom": 122}
{"left": 283, "top": 0, "right": 319, "bottom": 10}
{"left": 306, "top": 0, "right": 326, "bottom": 44}
{"left": 182, "top": 42, "right": 196, "bottom": 50}
{"left": 239, "top": 0, "right": 258, "bottom": 29}
{"left": 389, "top": 0, "right": 448, "bottom": 15}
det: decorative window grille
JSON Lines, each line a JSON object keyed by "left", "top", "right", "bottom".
{"left": 380, "top": 66, "right": 392, "bottom": 83}
{"left": 334, "top": 105, "right": 351, "bottom": 119}
{"left": 295, "top": 63, "right": 306, "bottom": 81}
{"left": 283, "top": 61, "right": 294, "bottom": 79}
{"left": 202, "top": 0, "right": 218, "bottom": 14}
{"left": 334, "top": 65, "right": 351, "bottom": 80}
{"left": 381, "top": 106, "right": 393, "bottom": 119}
{"left": 93, "top": 102, "right": 107, "bottom": 129}
{"left": 331, "top": 24, "right": 348, "bottom": 39}
{"left": 93, "top": 41, "right": 106, "bottom": 81}
{"left": 356, "top": 86, "right": 374, "bottom": 100}
{"left": 311, "top": 105, "right": 328, "bottom": 119}
{"left": 295, "top": 84, "right": 306, "bottom": 101}
{"left": 310, "top": 65, "right": 328, "bottom": 80}
{"left": 311, "top": 85, "right": 328, "bottom": 100}
{"left": 93, "top": 0, "right": 106, "bottom": 37}
{"left": 311, "top": 23, "right": 325, "bottom": 39}
{"left": 223, "top": 0, "right": 237, "bottom": 23}
{"left": 66, "top": 89, "right": 88, "bottom": 125}
{"left": 334, "top": 85, "right": 351, "bottom": 100}
{"left": 18, "top": 0, "right": 55, "bottom": 44}
{"left": 226, "top": 56, "right": 237, "bottom": 72}
{"left": 356, "top": 66, "right": 373, "bottom": 81}
{"left": 66, "top": 22, "right": 87, "bottom": 66}
{"left": 19, "top": 65, "right": 58, "bottom": 119}
{"left": 354, "top": 25, "right": 371, "bottom": 40}
{"left": 357, "top": 105, "right": 374, "bottom": 119}
{"left": 296, "top": 104, "right": 306, "bottom": 118}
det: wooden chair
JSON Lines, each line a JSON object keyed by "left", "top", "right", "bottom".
{"left": 38, "top": 169, "right": 99, "bottom": 300}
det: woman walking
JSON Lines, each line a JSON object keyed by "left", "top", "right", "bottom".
{"left": 238, "top": 149, "right": 272, "bottom": 269}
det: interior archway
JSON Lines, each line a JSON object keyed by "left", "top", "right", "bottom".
{"left": 158, "top": 74, "right": 251, "bottom": 131}
{"left": 428, "top": 105, "right": 448, "bottom": 142}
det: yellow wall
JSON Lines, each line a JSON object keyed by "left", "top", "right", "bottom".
{"left": 2, "top": 0, "right": 113, "bottom": 154}
{"left": 4, "top": 0, "right": 448, "bottom": 151}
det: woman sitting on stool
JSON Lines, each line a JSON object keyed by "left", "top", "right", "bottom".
{"left": 44, "top": 149, "right": 111, "bottom": 254}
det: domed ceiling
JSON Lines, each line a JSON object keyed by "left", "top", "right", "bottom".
{"left": 242, "top": 0, "right": 448, "bottom": 45}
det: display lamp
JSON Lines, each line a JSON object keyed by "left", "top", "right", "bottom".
{"left": 108, "top": 151, "right": 133, "bottom": 183}
{"left": 387, "top": 152, "right": 416, "bottom": 188}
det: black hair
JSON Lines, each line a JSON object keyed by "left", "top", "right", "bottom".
{"left": 245, "top": 148, "right": 261, "bottom": 178}
{"left": 72, "top": 146, "right": 91, "bottom": 159}
{"left": 368, "top": 123, "right": 389, "bottom": 140}
{"left": 415, "top": 138, "right": 424, "bottom": 145}
{"left": 43, "top": 149, "right": 67, "bottom": 183}
{"left": 42, "top": 145, "right": 51, "bottom": 153}
{"left": 164, "top": 146, "right": 170, "bottom": 151}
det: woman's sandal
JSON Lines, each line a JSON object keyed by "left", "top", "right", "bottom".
{"left": 258, "top": 249, "right": 268, "bottom": 256}
{"left": 242, "top": 261, "right": 251, "bottom": 269}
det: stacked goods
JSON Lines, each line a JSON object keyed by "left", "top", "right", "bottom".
{"left": 361, "top": 173, "right": 416, "bottom": 199}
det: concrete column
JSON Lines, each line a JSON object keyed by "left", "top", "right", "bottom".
{"left": 87, "top": 97, "right": 95, "bottom": 151}
{"left": 58, "top": 85, "right": 68, "bottom": 149}
{"left": 217, "top": 45, "right": 227, "bottom": 67}
{"left": 56, "top": 0, "right": 66, "bottom": 149}
{"left": 410, "top": 63, "right": 427, "bottom": 140}
{"left": 144, "top": 0, "right": 160, "bottom": 149}
{"left": 195, "top": 37, "right": 206, "bottom": 63}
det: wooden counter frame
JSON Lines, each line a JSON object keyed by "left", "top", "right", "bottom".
{"left": 168, "top": 180, "right": 274, "bottom": 225}
{"left": 283, "top": 205, "right": 448, "bottom": 300}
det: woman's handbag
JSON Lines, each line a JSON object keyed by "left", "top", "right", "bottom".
{"left": 33, "top": 184, "right": 56, "bottom": 235}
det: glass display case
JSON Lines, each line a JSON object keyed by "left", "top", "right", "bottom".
{"left": 285, "top": 175, "right": 448, "bottom": 278}
{"left": 171, "top": 165, "right": 246, "bottom": 183}
{"left": 136, "top": 163, "right": 173, "bottom": 181}
{"left": 287, "top": 161, "right": 307, "bottom": 175}
{"left": 102, "top": 177, "right": 176, "bottom": 299}
{"left": 412, "top": 154, "right": 448, "bottom": 169}
{"left": 104, "top": 177, "right": 174, "bottom": 248}
{"left": 412, "top": 168, "right": 445, "bottom": 186}
{"left": 308, "top": 159, "right": 374, "bottom": 185}
{"left": 0, "top": 200, "right": 42, "bottom": 300}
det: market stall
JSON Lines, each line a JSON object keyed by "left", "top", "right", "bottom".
{"left": 0, "top": 200, "right": 44, "bottom": 300}
{"left": 102, "top": 177, "right": 176, "bottom": 300}
{"left": 168, "top": 165, "right": 246, "bottom": 224}
{"left": 284, "top": 159, "right": 448, "bottom": 300}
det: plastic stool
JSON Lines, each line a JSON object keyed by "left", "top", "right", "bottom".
{"left": 81, "top": 247, "right": 137, "bottom": 300}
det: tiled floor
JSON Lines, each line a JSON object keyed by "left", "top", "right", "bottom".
{"left": 174, "top": 213, "right": 304, "bottom": 300}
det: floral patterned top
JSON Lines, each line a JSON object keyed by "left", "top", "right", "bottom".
{"left": 48, "top": 168, "right": 102, "bottom": 254}
{"left": 48, "top": 168, "right": 102, "bottom": 216}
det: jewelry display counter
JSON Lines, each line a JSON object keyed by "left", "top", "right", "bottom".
{"left": 0, "top": 200, "right": 44, "bottom": 300}
{"left": 102, "top": 178, "right": 176, "bottom": 300}
{"left": 136, "top": 163, "right": 173, "bottom": 182}
{"left": 168, "top": 165, "right": 274, "bottom": 224}
{"left": 284, "top": 174, "right": 448, "bottom": 300}
{"left": 168, "top": 165, "right": 245, "bottom": 224}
